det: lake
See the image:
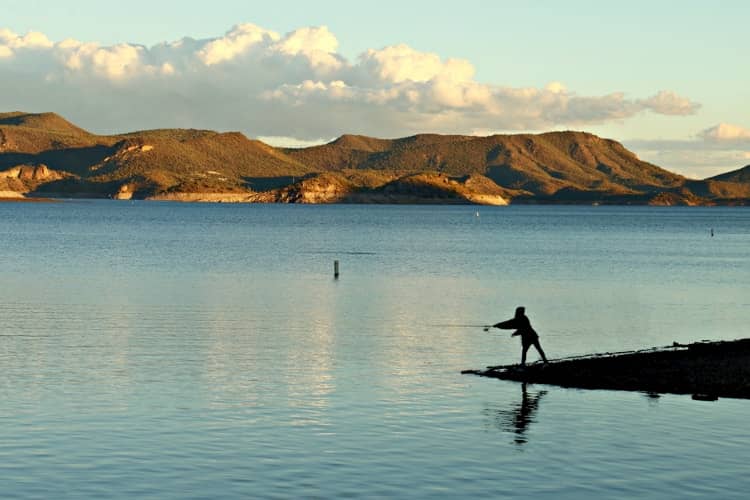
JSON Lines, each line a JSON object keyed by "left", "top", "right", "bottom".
{"left": 0, "top": 201, "right": 749, "bottom": 498}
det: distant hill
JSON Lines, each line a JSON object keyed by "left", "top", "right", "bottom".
{"left": 1, "top": 111, "right": 749, "bottom": 205}
{"left": 286, "top": 131, "right": 685, "bottom": 197}
{"left": 0, "top": 113, "right": 311, "bottom": 198}
{"left": 0, "top": 112, "right": 99, "bottom": 154}
{"left": 0, "top": 111, "right": 92, "bottom": 136}
{"left": 709, "top": 165, "right": 750, "bottom": 184}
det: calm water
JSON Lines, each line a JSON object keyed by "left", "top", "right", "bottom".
{"left": 1, "top": 202, "right": 749, "bottom": 498}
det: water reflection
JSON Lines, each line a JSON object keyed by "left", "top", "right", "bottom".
{"left": 644, "top": 391, "right": 661, "bottom": 408}
{"left": 484, "top": 383, "right": 546, "bottom": 445}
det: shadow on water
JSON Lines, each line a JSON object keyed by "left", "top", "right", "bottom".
{"left": 483, "top": 383, "right": 546, "bottom": 445}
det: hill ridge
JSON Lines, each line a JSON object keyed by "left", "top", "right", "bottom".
{"left": 709, "top": 165, "right": 750, "bottom": 184}
{"left": 1, "top": 111, "right": 748, "bottom": 205}
{"left": 0, "top": 111, "right": 92, "bottom": 136}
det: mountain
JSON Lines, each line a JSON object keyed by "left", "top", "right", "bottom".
{"left": 1, "top": 111, "right": 749, "bottom": 205}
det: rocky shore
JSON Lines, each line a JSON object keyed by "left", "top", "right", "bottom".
{"left": 463, "top": 338, "right": 750, "bottom": 400}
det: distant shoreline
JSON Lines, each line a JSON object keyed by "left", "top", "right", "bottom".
{"left": 1, "top": 195, "right": 749, "bottom": 207}
{"left": 0, "top": 196, "right": 59, "bottom": 203}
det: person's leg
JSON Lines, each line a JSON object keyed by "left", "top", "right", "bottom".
{"left": 521, "top": 342, "right": 529, "bottom": 366}
{"left": 533, "top": 339, "right": 548, "bottom": 363}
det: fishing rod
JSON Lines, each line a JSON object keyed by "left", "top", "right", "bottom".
{"left": 428, "top": 324, "right": 494, "bottom": 332}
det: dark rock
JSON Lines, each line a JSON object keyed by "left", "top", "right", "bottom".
{"left": 464, "top": 338, "right": 750, "bottom": 399}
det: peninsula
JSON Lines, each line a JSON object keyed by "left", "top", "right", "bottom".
{"left": 463, "top": 338, "right": 750, "bottom": 400}
{"left": 2, "top": 111, "right": 749, "bottom": 205}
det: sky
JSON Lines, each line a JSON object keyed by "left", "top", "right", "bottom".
{"left": 1, "top": 0, "right": 749, "bottom": 178}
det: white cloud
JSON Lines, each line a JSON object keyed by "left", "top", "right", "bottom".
{"left": 0, "top": 28, "right": 55, "bottom": 59}
{"left": 625, "top": 123, "right": 750, "bottom": 178}
{"left": 274, "top": 26, "right": 341, "bottom": 71}
{"left": 699, "top": 123, "right": 750, "bottom": 142}
{"left": 560, "top": 92, "right": 641, "bottom": 122}
{"left": 197, "top": 23, "right": 279, "bottom": 66}
{"left": 71, "top": 44, "right": 146, "bottom": 79}
{"left": 638, "top": 90, "right": 701, "bottom": 116}
{"left": 545, "top": 81, "right": 567, "bottom": 94}
{"left": 0, "top": 29, "right": 53, "bottom": 49}
{"left": 630, "top": 146, "right": 750, "bottom": 179}
{"left": 0, "top": 23, "right": 702, "bottom": 140}
{"left": 359, "top": 44, "right": 474, "bottom": 84}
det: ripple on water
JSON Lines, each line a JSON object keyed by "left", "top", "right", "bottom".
{"left": 0, "top": 203, "right": 749, "bottom": 498}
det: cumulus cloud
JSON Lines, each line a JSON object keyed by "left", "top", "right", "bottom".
{"left": 625, "top": 122, "right": 750, "bottom": 179}
{"left": 275, "top": 26, "right": 341, "bottom": 71}
{"left": 699, "top": 123, "right": 750, "bottom": 142}
{"left": 626, "top": 145, "right": 750, "bottom": 180}
{"left": 0, "top": 28, "right": 53, "bottom": 51}
{"left": 197, "top": 23, "right": 279, "bottom": 66}
{"left": 62, "top": 43, "right": 153, "bottom": 80}
{"left": 359, "top": 43, "right": 475, "bottom": 84}
{"left": 638, "top": 90, "right": 701, "bottom": 116}
{"left": 0, "top": 23, "right": 701, "bottom": 139}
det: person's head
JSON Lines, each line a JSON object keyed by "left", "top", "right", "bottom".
{"left": 515, "top": 306, "right": 526, "bottom": 318}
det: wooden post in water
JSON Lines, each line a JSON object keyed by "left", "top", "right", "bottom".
{"left": 334, "top": 260, "right": 339, "bottom": 279}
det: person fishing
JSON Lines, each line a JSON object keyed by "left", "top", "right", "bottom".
{"left": 492, "top": 306, "right": 548, "bottom": 366}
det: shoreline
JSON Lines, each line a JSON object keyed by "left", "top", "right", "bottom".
{"left": 2, "top": 192, "right": 749, "bottom": 206}
{"left": 463, "top": 338, "right": 750, "bottom": 400}
{"left": 0, "top": 196, "right": 59, "bottom": 203}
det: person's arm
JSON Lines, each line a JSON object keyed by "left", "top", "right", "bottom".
{"left": 493, "top": 318, "right": 518, "bottom": 329}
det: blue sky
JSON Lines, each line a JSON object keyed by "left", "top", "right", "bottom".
{"left": 2, "top": 0, "right": 749, "bottom": 177}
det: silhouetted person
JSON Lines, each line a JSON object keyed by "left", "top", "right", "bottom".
{"left": 492, "top": 306, "right": 548, "bottom": 366}
{"left": 483, "top": 383, "right": 547, "bottom": 445}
